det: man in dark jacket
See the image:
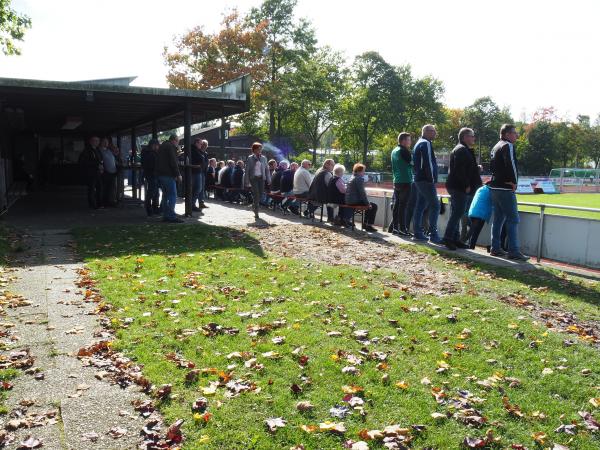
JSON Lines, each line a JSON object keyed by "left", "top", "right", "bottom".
{"left": 412, "top": 124, "right": 441, "bottom": 242}
{"left": 141, "top": 139, "right": 160, "bottom": 216}
{"left": 191, "top": 138, "right": 209, "bottom": 210}
{"left": 79, "top": 136, "right": 103, "bottom": 209}
{"left": 442, "top": 128, "right": 482, "bottom": 250}
{"left": 389, "top": 132, "right": 413, "bottom": 235}
{"left": 156, "top": 135, "right": 183, "bottom": 223}
{"left": 308, "top": 159, "right": 335, "bottom": 220}
{"left": 489, "top": 124, "right": 528, "bottom": 261}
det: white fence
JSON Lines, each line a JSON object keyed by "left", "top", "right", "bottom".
{"left": 365, "top": 191, "right": 600, "bottom": 269}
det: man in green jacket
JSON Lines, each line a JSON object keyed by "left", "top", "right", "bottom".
{"left": 389, "top": 132, "right": 413, "bottom": 236}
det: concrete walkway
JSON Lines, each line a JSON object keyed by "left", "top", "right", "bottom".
{"left": 1, "top": 229, "right": 147, "bottom": 449}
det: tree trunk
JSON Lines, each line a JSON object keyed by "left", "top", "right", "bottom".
{"left": 311, "top": 116, "right": 319, "bottom": 166}
{"left": 362, "top": 125, "right": 369, "bottom": 164}
{"left": 269, "top": 104, "right": 276, "bottom": 140}
{"left": 268, "top": 50, "right": 276, "bottom": 140}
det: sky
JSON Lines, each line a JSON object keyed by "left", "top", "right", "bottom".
{"left": 1, "top": 0, "right": 599, "bottom": 122}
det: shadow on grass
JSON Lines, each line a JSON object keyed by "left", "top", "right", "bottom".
{"left": 72, "top": 223, "right": 266, "bottom": 261}
{"left": 407, "top": 242, "right": 600, "bottom": 310}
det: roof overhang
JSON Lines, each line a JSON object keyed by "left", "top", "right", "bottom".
{"left": 0, "top": 75, "right": 251, "bottom": 136}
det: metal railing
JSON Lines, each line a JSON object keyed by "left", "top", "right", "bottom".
{"left": 376, "top": 189, "right": 600, "bottom": 264}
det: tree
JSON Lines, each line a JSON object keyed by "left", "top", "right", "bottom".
{"left": 462, "top": 97, "right": 513, "bottom": 163}
{"left": 281, "top": 47, "right": 346, "bottom": 164}
{"left": 519, "top": 121, "right": 557, "bottom": 175}
{"left": 248, "top": 0, "right": 317, "bottom": 139}
{"left": 588, "top": 115, "right": 600, "bottom": 168}
{"left": 0, "top": 0, "right": 31, "bottom": 55}
{"left": 164, "top": 9, "right": 268, "bottom": 90}
{"left": 398, "top": 69, "right": 445, "bottom": 133}
{"left": 336, "top": 51, "right": 400, "bottom": 164}
{"left": 435, "top": 108, "right": 464, "bottom": 151}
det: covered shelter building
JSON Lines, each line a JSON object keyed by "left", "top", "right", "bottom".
{"left": 0, "top": 75, "right": 250, "bottom": 216}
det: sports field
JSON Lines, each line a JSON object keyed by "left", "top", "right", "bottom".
{"left": 516, "top": 193, "right": 600, "bottom": 219}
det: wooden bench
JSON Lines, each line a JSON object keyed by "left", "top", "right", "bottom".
{"left": 341, "top": 204, "right": 371, "bottom": 230}
{"left": 213, "top": 185, "right": 251, "bottom": 204}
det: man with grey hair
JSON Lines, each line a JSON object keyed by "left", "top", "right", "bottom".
{"left": 293, "top": 159, "right": 313, "bottom": 197}
{"left": 412, "top": 124, "right": 441, "bottom": 242}
{"left": 442, "top": 128, "right": 482, "bottom": 250}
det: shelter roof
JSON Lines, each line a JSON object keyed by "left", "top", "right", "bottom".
{"left": 0, "top": 75, "right": 250, "bottom": 136}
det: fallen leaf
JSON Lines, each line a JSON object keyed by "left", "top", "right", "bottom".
{"left": 265, "top": 417, "right": 286, "bottom": 433}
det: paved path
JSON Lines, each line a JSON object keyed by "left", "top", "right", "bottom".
{"left": 1, "top": 230, "right": 147, "bottom": 450}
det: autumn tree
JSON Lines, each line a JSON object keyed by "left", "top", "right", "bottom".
{"left": 164, "top": 9, "right": 268, "bottom": 90}
{"left": 0, "top": 0, "right": 31, "bottom": 55}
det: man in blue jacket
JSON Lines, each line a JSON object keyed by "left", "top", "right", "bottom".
{"left": 412, "top": 124, "right": 441, "bottom": 243}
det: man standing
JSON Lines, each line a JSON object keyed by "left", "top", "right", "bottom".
{"left": 99, "top": 137, "right": 117, "bottom": 207}
{"left": 442, "top": 128, "right": 482, "bottom": 250}
{"left": 141, "top": 139, "right": 160, "bottom": 216}
{"left": 79, "top": 135, "right": 103, "bottom": 209}
{"left": 412, "top": 124, "right": 441, "bottom": 243}
{"left": 156, "top": 134, "right": 183, "bottom": 223}
{"left": 191, "top": 138, "right": 209, "bottom": 211}
{"left": 489, "top": 124, "right": 529, "bottom": 261}
{"left": 308, "top": 159, "right": 335, "bottom": 220}
{"left": 389, "top": 132, "right": 413, "bottom": 236}
{"left": 244, "top": 142, "right": 271, "bottom": 219}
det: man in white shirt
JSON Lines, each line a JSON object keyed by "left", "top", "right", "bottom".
{"left": 293, "top": 160, "right": 313, "bottom": 197}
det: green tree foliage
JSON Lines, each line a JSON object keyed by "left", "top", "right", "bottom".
{"left": 435, "top": 108, "right": 465, "bottom": 151}
{"left": 0, "top": 0, "right": 31, "bottom": 56}
{"left": 248, "top": 0, "right": 317, "bottom": 139}
{"left": 335, "top": 53, "right": 444, "bottom": 165}
{"left": 519, "top": 120, "right": 557, "bottom": 176}
{"left": 335, "top": 52, "right": 399, "bottom": 164}
{"left": 281, "top": 47, "right": 347, "bottom": 164}
{"left": 462, "top": 97, "right": 513, "bottom": 163}
{"left": 588, "top": 115, "right": 600, "bottom": 168}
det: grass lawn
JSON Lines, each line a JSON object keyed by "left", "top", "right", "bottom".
{"left": 75, "top": 224, "right": 600, "bottom": 449}
{"left": 516, "top": 193, "right": 600, "bottom": 220}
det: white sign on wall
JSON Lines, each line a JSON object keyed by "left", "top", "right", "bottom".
{"left": 516, "top": 178, "right": 534, "bottom": 194}
{"left": 536, "top": 180, "right": 558, "bottom": 193}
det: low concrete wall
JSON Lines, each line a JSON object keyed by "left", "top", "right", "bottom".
{"left": 365, "top": 193, "right": 600, "bottom": 269}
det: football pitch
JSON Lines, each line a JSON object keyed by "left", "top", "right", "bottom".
{"left": 516, "top": 193, "right": 600, "bottom": 219}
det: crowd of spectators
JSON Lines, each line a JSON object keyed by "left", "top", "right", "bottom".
{"left": 82, "top": 122, "right": 528, "bottom": 261}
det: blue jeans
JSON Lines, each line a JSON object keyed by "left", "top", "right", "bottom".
{"left": 490, "top": 189, "right": 520, "bottom": 254}
{"left": 158, "top": 176, "right": 177, "bottom": 220}
{"left": 413, "top": 181, "right": 440, "bottom": 236}
{"left": 192, "top": 172, "right": 205, "bottom": 207}
{"left": 444, "top": 188, "right": 468, "bottom": 241}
